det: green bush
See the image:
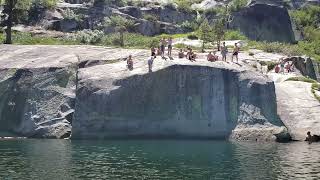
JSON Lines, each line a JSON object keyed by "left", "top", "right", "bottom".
{"left": 94, "top": 0, "right": 127, "bottom": 6}
{"left": 5, "top": 32, "right": 78, "bottom": 45}
{"left": 285, "top": 76, "right": 318, "bottom": 83}
{"left": 247, "top": 41, "right": 303, "bottom": 57}
{"left": 143, "top": 14, "right": 158, "bottom": 22}
{"left": 69, "top": 30, "right": 104, "bottom": 44}
{"left": 224, "top": 30, "right": 247, "bottom": 40}
{"left": 32, "top": 0, "right": 58, "bottom": 9}
{"left": 228, "top": 0, "right": 248, "bottom": 12}
{"left": 180, "top": 20, "right": 199, "bottom": 31}
{"left": 290, "top": 6, "right": 320, "bottom": 28}
{"left": 62, "top": 9, "right": 82, "bottom": 21}
{"left": 174, "top": 0, "right": 196, "bottom": 13}
{"left": 187, "top": 34, "right": 198, "bottom": 40}
{"left": 259, "top": 61, "right": 278, "bottom": 71}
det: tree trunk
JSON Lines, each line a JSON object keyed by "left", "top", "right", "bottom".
{"left": 4, "top": 0, "right": 14, "bottom": 44}
{"left": 202, "top": 41, "right": 205, "bottom": 53}
{"left": 120, "top": 31, "right": 124, "bottom": 47}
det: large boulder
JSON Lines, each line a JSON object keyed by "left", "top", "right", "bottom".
{"left": 230, "top": 2, "right": 296, "bottom": 42}
{"left": 118, "top": 6, "right": 142, "bottom": 18}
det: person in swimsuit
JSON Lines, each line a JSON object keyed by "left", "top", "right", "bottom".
{"left": 127, "top": 55, "right": 133, "bottom": 71}
{"left": 231, "top": 43, "right": 240, "bottom": 63}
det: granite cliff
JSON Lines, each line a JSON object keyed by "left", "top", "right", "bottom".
{"left": 0, "top": 45, "right": 291, "bottom": 141}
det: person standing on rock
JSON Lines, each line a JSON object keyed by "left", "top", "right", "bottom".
{"left": 167, "top": 37, "right": 173, "bottom": 58}
{"left": 148, "top": 56, "right": 155, "bottom": 73}
{"left": 127, "top": 55, "right": 133, "bottom": 71}
{"left": 221, "top": 42, "right": 228, "bottom": 62}
{"left": 231, "top": 43, "right": 240, "bottom": 63}
{"left": 160, "top": 38, "right": 166, "bottom": 58}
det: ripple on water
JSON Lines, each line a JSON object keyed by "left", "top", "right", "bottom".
{"left": 1, "top": 140, "right": 320, "bottom": 179}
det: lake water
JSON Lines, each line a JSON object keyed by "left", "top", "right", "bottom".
{"left": 0, "top": 140, "right": 320, "bottom": 180}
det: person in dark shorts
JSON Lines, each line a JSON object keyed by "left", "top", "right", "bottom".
{"left": 167, "top": 37, "right": 173, "bottom": 57}
{"left": 160, "top": 38, "right": 166, "bottom": 58}
{"left": 231, "top": 43, "right": 240, "bottom": 63}
{"left": 126, "top": 55, "right": 133, "bottom": 70}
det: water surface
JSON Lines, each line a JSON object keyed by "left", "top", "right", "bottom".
{"left": 1, "top": 140, "right": 320, "bottom": 179}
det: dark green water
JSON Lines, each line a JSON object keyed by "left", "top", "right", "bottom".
{"left": 1, "top": 140, "right": 320, "bottom": 180}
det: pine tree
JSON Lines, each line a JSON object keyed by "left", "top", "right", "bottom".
{"left": 197, "top": 18, "right": 214, "bottom": 53}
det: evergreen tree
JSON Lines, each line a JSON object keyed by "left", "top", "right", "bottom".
{"left": 197, "top": 18, "right": 214, "bottom": 52}
{"left": 105, "top": 15, "right": 135, "bottom": 47}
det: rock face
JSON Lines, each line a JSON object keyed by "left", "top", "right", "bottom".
{"left": 275, "top": 81, "right": 320, "bottom": 140}
{"left": 230, "top": 2, "right": 296, "bottom": 43}
{"left": 0, "top": 46, "right": 78, "bottom": 138}
{"left": 0, "top": 45, "right": 129, "bottom": 138}
{"left": 72, "top": 57, "right": 287, "bottom": 141}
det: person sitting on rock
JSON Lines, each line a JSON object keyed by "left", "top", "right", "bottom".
{"left": 186, "top": 48, "right": 196, "bottom": 62}
{"left": 305, "top": 131, "right": 320, "bottom": 144}
{"left": 127, "top": 55, "right": 133, "bottom": 71}
{"left": 178, "top": 49, "right": 185, "bottom": 59}
{"left": 207, "top": 51, "right": 218, "bottom": 62}
{"left": 151, "top": 47, "right": 156, "bottom": 57}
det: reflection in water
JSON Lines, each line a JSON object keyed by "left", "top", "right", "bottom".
{"left": 0, "top": 140, "right": 320, "bottom": 179}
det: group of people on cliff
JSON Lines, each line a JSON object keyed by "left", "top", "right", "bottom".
{"left": 126, "top": 38, "right": 241, "bottom": 72}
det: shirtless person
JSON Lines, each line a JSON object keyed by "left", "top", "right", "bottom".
{"left": 231, "top": 43, "right": 240, "bottom": 63}
{"left": 207, "top": 52, "right": 218, "bottom": 62}
{"left": 127, "top": 55, "right": 133, "bottom": 70}
{"left": 178, "top": 49, "right": 184, "bottom": 59}
{"left": 186, "top": 48, "right": 196, "bottom": 62}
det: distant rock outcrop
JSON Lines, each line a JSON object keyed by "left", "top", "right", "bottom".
{"left": 230, "top": 2, "right": 296, "bottom": 42}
